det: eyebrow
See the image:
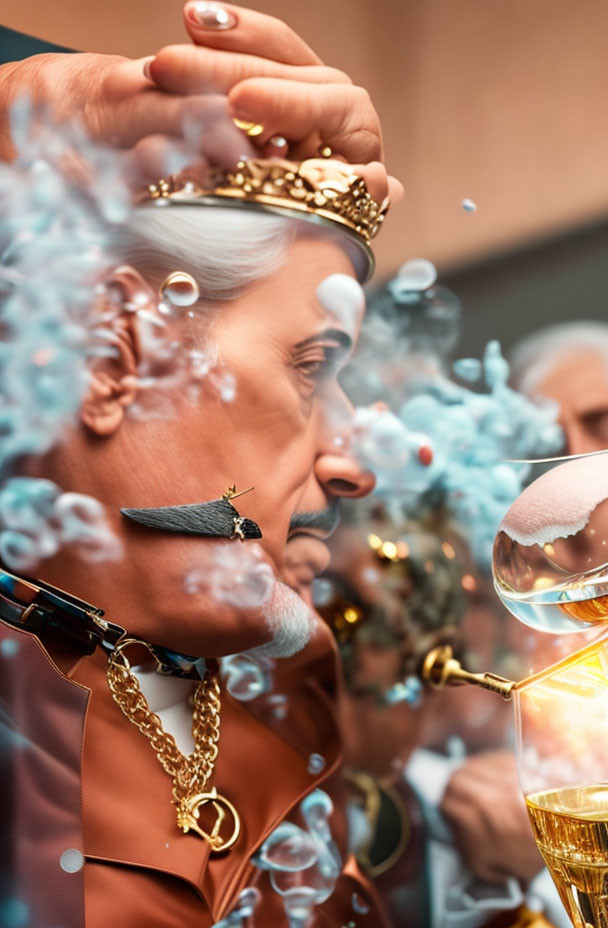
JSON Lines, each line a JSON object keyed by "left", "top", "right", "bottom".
{"left": 294, "top": 328, "right": 353, "bottom": 353}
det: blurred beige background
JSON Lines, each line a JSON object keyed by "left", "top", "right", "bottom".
{"left": 4, "top": 0, "right": 608, "bottom": 277}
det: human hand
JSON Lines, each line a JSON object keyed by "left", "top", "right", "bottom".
{"left": 0, "top": 3, "right": 401, "bottom": 204}
{"left": 148, "top": 2, "right": 402, "bottom": 202}
{"left": 0, "top": 50, "right": 249, "bottom": 172}
{"left": 440, "top": 749, "right": 543, "bottom": 885}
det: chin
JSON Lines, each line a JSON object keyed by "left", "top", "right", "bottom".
{"left": 242, "top": 580, "right": 316, "bottom": 660}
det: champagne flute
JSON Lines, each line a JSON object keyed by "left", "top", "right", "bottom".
{"left": 515, "top": 637, "right": 608, "bottom": 928}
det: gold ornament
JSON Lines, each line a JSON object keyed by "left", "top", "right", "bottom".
{"left": 232, "top": 118, "right": 265, "bottom": 137}
{"left": 106, "top": 639, "right": 240, "bottom": 852}
{"left": 143, "top": 158, "right": 390, "bottom": 282}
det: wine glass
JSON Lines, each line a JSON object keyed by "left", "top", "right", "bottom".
{"left": 494, "top": 454, "right": 608, "bottom": 633}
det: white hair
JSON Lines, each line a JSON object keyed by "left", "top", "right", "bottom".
{"left": 509, "top": 320, "right": 608, "bottom": 396}
{"left": 116, "top": 204, "right": 364, "bottom": 304}
{"left": 245, "top": 580, "right": 317, "bottom": 659}
{"left": 117, "top": 205, "right": 295, "bottom": 301}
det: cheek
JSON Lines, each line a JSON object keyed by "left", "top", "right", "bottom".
{"left": 208, "top": 353, "right": 318, "bottom": 475}
{"left": 169, "top": 400, "right": 302, "bottom": 562}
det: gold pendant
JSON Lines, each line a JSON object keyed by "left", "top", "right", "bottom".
{"left": 177, "top": 786, "right": 241, "bottom": 852}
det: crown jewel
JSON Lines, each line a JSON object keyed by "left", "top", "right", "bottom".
{"left": 144, "top": 158, "right": 388, "bottom": 252}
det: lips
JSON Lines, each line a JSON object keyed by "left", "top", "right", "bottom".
{"left": 283, "top": 534, "right": 332, "bottom": 606}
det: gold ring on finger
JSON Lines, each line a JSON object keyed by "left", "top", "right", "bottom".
{"left": 233, "top": 118, "right": 264, "bottom": 138}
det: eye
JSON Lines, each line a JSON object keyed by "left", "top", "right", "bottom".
{"left": 294, "top": 343, "right": 342, "bottom": 393}
{"left": 583, "top": 410, "right": 608, "bottom": 443}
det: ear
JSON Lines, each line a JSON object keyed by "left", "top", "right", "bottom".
{"left": 81, "top": 266, "right": 155, "bottom": 436}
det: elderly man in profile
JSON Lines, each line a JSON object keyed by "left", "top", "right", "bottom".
{"left": 0, "top": 6, "right": 407, "bottom": 927}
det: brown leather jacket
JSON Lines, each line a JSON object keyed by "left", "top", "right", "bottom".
{"left": 0, "top": 618, "right": 390, "bottom": 927}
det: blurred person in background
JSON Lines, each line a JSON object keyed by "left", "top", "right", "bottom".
{"left": 387, "top": 318, "right": 608, "bottom": 928}
{"left": 415, "top": 319, "right": 608, "bottom": 928}
{"left": 319, "top": 507, "right": 569, "bottom": 928}
{"left": 510, "top": 321, "right": 608, "bottom": 455}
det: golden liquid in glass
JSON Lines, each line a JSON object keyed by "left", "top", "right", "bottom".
{"left": 527, "top": 785, "right": 608, "bottom": 927}
{"left": 557, "top": 595, "right": 608, "bottom": 624}
{"left": 495, "top": 578, "right": 608, "bottom": 631}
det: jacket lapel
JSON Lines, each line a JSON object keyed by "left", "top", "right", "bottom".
{"left": 71, "top": 642, "right": 342, "bottom": 924}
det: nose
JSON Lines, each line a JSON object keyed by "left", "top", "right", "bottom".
{"left": 315, "top": 384, "right": 376, "bottom": 498}
{"left": 314, "top": 452, "right": 376, "bottom": 498}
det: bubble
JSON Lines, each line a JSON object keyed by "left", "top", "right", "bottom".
{"left": 160, "top": 271, "right": 200, "bottom": 308}
{"left": 316, "top": 274, "right": 365, "bottom": 338}
{"left": 0, "top": 106, "right": 130, "bottom": 490}
{"left": 255, "top": 822, "right": 320, "bottom": 872}
{"left": 311, "top": 578, "right": 334, "bottom": 608}
{"left": 211, "top": 914, "right": 242, "bottom": 928}
{"left": 249, "top": 789, "right": 342, "bottom": 921}
{"left": 348, "top": 329, "right": 562, "bottom": 568}
{"left": 452, "top": 357, "right": 482, "bottom": 382}
{"left": 185, "top": 543, "right": 274, "bottom": 609}
{"left": 275, "top": 886, "right": 317, "bottom": 918}
{"left": 353, "top": 406, "right": 437, "bottom": 498}
{"left": 384, "top": 676, "right": 422, "bottom": 707}
{"left": 267, "top": 693, "right": 288, "bottom": 720}
{"left": 221, "top": 654, "right": 270, "bottom": 701}
{"left": 301, "top": 789, "right": 333, "bottom": 836}
{"left": 352, "top": 892, "right": 370, "bottom": 914}
{"left": 0, "top": 477, "right": 121, "bottom": 571}
{"left": 211, "top": 369, "right": 237, "bottom": 403}
{"left": 54, "top": 493, "right": 122, "bottom": 563}
{"left": 353, "top": 407, "right": 414, "bottom": 470}
{"left": 0, "top": 530, "right": 41, "bottom": 572}
{"left": 462, "top": 197, "right": 477, "bottom": 213}
{"left": 60, "top": 847, "right": 84, "bottom": 873}
{"left": 0, "top": 477, "right": 58, "bottom": 532}
{"left": 394, "top": 258, "right": 437, "bottom": 292}
{"left": 235, "top": 886, "right": 260, "bottom": 917}
{"left": 55, "top": 492, "right": 104, "bottom": 525}
{"left": 483, "top": 340, "right": 509, "bottom": 389}
{"left": 307, "top": 753, "right": 326, "bottom": 775}
{"left": 1, "top": 639, "right": 20, "bottom": 658}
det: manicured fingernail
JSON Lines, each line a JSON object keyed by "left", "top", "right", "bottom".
{"left": 142, "top": 57, "right": 153, "bottom": 81}
{"left": 233, "top": 117, "right": 264, "bottom": 138}
{"left": 187, "top": 2, "right": 237, "bottom": 29}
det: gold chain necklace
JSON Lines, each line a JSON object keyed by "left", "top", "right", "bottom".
{"left": 106, "top": 638, "right": 240, "bottom": 852}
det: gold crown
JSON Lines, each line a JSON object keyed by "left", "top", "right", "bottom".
{"left": 142, "top": 158, "right": 389, "bottom": 282}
